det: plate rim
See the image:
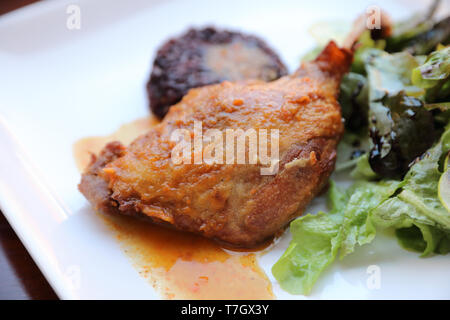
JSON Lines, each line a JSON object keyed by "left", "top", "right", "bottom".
{"left": 0, "top": 116, "right": 73, "bottom": 299}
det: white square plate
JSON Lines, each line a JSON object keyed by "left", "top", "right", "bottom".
{"left": 0, "top": 0, "right": 449, "bottom": 299}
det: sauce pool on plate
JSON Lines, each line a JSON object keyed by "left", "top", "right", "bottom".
{"left": 73, "top": 116, "right": 274, "bottom": 299}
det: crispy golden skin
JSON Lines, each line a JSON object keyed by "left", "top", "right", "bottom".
{"left": 79, "top": 42, "right": 352, "bottom": 247}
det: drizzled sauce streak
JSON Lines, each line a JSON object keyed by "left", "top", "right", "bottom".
{"left": 73, "top": 116, "right": 274, "bottom": 299}
{"left": 73, "top": 117, "right": 159, "bottom": 172}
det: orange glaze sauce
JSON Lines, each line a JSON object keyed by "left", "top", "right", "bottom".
{"left": 73, "top": 116, "right": 274, "bottom": 299}
{"left": 73, "top": 117, "right": 159, "bottom": 171}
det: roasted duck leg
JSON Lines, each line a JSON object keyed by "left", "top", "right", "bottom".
{"left": 80, "top": 41, "right": 353, "bottom": 247}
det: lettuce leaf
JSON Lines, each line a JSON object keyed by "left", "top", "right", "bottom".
{"left": 412, "top": 46, "right": 450, "bottom": 87}
{"left": 365, "top": 50, "right": 436, "bottom": 178}
{"left": 412, "top": 46, "right": 450, "bottom": 103}
{"left": 396, "top": 224, "right": 450, "bottom": 256}
{"left": 372, "top": 123, "right": 450, "bottom": 235}
{"left": 352, "top": 32, "right": 386, "bottom": 75}
{"left": 338, "top": 180, "right": 401, "bottom": 258}
{"left": 350, "top": 153, "right": 377, "bottom": 180}
{"left": 339, "top": 72, "right": 369, "bottom": 130}
{"left": 386, "top": 14, "right": 450, "bottom": 55}
{"left": 272, "top": 180, "right": 398, "bottom": 295}
{"left": 335, "top": 131, "right": 371, "bottom": 172}
{"left": 271, "top": 182, "right": 347, "bottom": 295}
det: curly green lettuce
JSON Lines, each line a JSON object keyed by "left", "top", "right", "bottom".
{"left": 274, "top": 4, "right": 450, "bottom": 296}
{"left": 364, "top": 50, "right": 437, "bottom": 178}
{"left": 372, "top": 124, "right": 450, "bottom": 254}
{"left": 412, "top": 45, "right": 450, "bottom": 103}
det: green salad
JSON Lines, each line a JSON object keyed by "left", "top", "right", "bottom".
{"left": 272, "top": 4, "right": 450, "bottom": 295}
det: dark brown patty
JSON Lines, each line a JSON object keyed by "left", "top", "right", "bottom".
{"left": 147, "top": 27, "right": 288, "bottom": 118}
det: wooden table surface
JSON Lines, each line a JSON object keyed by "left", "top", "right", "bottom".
{"left": 0, "top": 0, "right": 58, "bottom": 300}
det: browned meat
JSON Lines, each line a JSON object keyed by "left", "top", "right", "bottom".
{"left": 147, "top": 27, "right": 287, "bottom": 118}
{"left": 80, "top": 41, "right": 353, "bottom": 248}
